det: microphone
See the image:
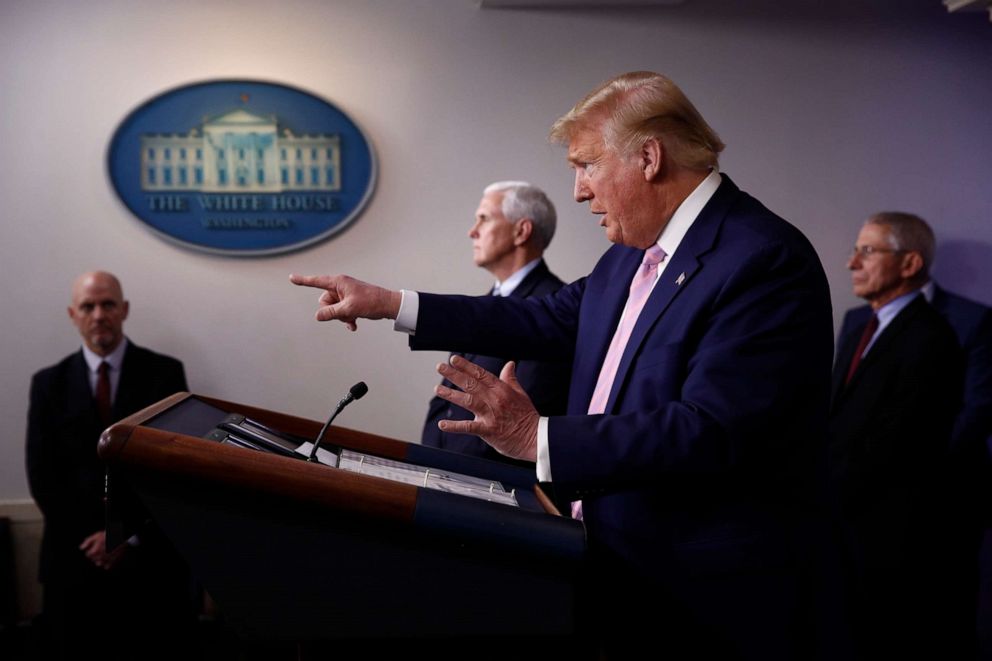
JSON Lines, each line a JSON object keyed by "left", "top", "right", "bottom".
{"left": 308, "top": 382, "right": 368, "bottom": 462}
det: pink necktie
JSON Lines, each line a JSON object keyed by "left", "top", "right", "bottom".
{"left": 573, "top": 245, "right": 667, "bottom": 519}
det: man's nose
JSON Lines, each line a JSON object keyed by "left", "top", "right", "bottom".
{"left": 573, "top": 172, "right": 590, "bottom": 202}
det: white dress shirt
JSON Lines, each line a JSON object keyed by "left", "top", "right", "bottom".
{"left": 81, "top": 337, "right": 128, "bottom": 403}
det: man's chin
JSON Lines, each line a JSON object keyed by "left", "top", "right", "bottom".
{"left": 90, "top": 336, "right": 119, "bottom": 352}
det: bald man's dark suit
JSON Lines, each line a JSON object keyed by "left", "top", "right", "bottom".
{"left": 421, "top": 259, "right": 571, "bottom": 464}
{"left": 26, "top": 341, "right": 190, "bottom": 660}
{"left": 829, "top": 295, "right": 963, "bottom": 658}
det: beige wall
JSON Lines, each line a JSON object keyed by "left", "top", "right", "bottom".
{"left": 2, "top": 0, "right": 991, "bottom": 513}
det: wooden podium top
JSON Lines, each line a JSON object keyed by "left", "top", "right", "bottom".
{"left": 97, "top": 392, "right": 586, "bottom": 641}
{"left": 99, "top": 391, "right": 583, "bottom": 560}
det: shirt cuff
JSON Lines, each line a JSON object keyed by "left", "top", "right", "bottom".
{"left": 536, "top": 416, "right": 551, "bottom": 482}
{"left": 393, "top": 289, "right": 419, "bottom": 334}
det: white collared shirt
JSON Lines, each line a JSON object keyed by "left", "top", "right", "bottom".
{"left": 493, "top": 258, "right": 542, "bottom": 297}
{"left": 81, "top": 337, "right": 128, "bottom": 404}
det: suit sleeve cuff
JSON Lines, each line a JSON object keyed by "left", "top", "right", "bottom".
{"left": 393, "top": 289, "right": 419, "bottom": 335}
{"left": 536, "top": 416, "right": 551, "bottom": 481}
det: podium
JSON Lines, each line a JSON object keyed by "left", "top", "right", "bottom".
{"left": 97, "top": 392, "right": 586, "bottom": 652}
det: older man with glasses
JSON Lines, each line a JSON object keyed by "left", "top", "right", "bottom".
{"left": 828, "top": 212, "right": 964, "bottom": 659}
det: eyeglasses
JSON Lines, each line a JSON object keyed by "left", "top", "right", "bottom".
{"left": 850, "top": 245, "right": 904, "bottom": 259}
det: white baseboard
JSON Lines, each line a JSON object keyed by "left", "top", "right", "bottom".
{"left": 0, "top": 499, "right": 43, "bottom": 620}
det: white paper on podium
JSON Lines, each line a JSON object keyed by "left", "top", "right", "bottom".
{"left": 294, "top": 444, "right": 517, "bottom": 507}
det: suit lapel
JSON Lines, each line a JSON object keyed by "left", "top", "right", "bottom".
{"left": 831, "top": 338, "right": 856, "bottom": 406}
{"left": 64, "top": 350, "right": 106, "bottom": 442}
{"left": 114, "top": 342, "right": 140, "bottom": 420}
{"left": 602, "top": 177, "right": 735, "bottom": 413}
{"left": 573, "top": 249, "right": 641, "bottom": 412}
{"left": 68, "top": 350, "right": 97, "bottom": 416}
{"left": 831, "top": 308, "right": 872, "bottom": 404}
{"left": 838, "top": 295, "right": 925, "bottom": 397}
{"left": 508, "top": 260, "right": 550, "bottom": 299}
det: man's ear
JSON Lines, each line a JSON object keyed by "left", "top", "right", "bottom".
{"left": 514, "top": 218, "right": 534, "bottom": 246}
{"left": 900, "top": 251, "right": 924, "bottom": 280}
{"left": 641, "top": 137, "right": 664, "bottom": 181}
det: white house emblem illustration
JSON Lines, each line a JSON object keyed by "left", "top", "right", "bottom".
{"left": 140, "top": 109, "right": 341, "bottom": 193}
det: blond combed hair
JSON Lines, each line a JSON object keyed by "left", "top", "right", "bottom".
{"left": 550, "top": 71, "right": 724, "bottom": 171}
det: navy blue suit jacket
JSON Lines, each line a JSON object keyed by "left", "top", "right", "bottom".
{"left": 420, "top": 259, "right": 571, "bottom": 464}
{"left": 410, "top": 175, "right": 835, "bottom": 655}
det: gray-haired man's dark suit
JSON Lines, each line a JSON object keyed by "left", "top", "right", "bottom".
{"left": 420, "top": 259, "right": 571, "bottom": 465}
{"left": 829, "top": 295, "right": 964, "bottom": 658}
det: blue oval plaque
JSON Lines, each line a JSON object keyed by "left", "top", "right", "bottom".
{"left": 107, "top": 80, "right": 376, "bottom": 256}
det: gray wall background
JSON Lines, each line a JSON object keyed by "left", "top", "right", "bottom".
{"left": 2, "top": 0, "right": 990, "bottom": 500}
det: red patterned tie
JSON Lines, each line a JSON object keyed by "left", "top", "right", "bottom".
{"left": 95, "top": 361, "right": 112, "bottom": 425}
{"left": 573, "top": 245, "right": 667, "bottom": 520}
{"left": 844, "top": 314, "right": 879, "bottom": 385}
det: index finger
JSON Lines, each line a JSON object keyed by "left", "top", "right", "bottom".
{"left": 289, "top": 273, "right": 333, "bottom": 288}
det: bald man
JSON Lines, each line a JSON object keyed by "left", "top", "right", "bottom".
{"left": 26, "top": 271, "right": 191, "bottom": 660}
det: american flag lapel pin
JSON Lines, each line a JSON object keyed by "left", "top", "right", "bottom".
{"left": 675, "top": 272, "right": 686, "bottom": 286}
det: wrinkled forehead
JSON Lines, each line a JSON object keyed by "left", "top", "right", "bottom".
{"left": 566, "top": 127, "right": 607, "bottom": 162}
{"left": 857, "top": 222, "right": 892, "bottom": 245}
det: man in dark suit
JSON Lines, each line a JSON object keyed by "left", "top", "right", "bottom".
{"left": 26, "top": 271, "right": 192, "bottom": 660}
{"left": 929, "top": 282, "right": 992, "bottom": 659}
{"left": 421, "top": 181, "right": 570, "bottom": 464}
{"left": 924, "top": 280, "right": 992, "bottom": 505}
{"left": 293, "top": 72, "right": 840, "bottom": 658}
{"left": 829, "top": 214, "right": 963, "bottom": 658}
{"left": 928, "top": 280, "right": 992, "bottom": 657}
{"left": 836, "top": 212, "right": 992, "bottom": 656}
